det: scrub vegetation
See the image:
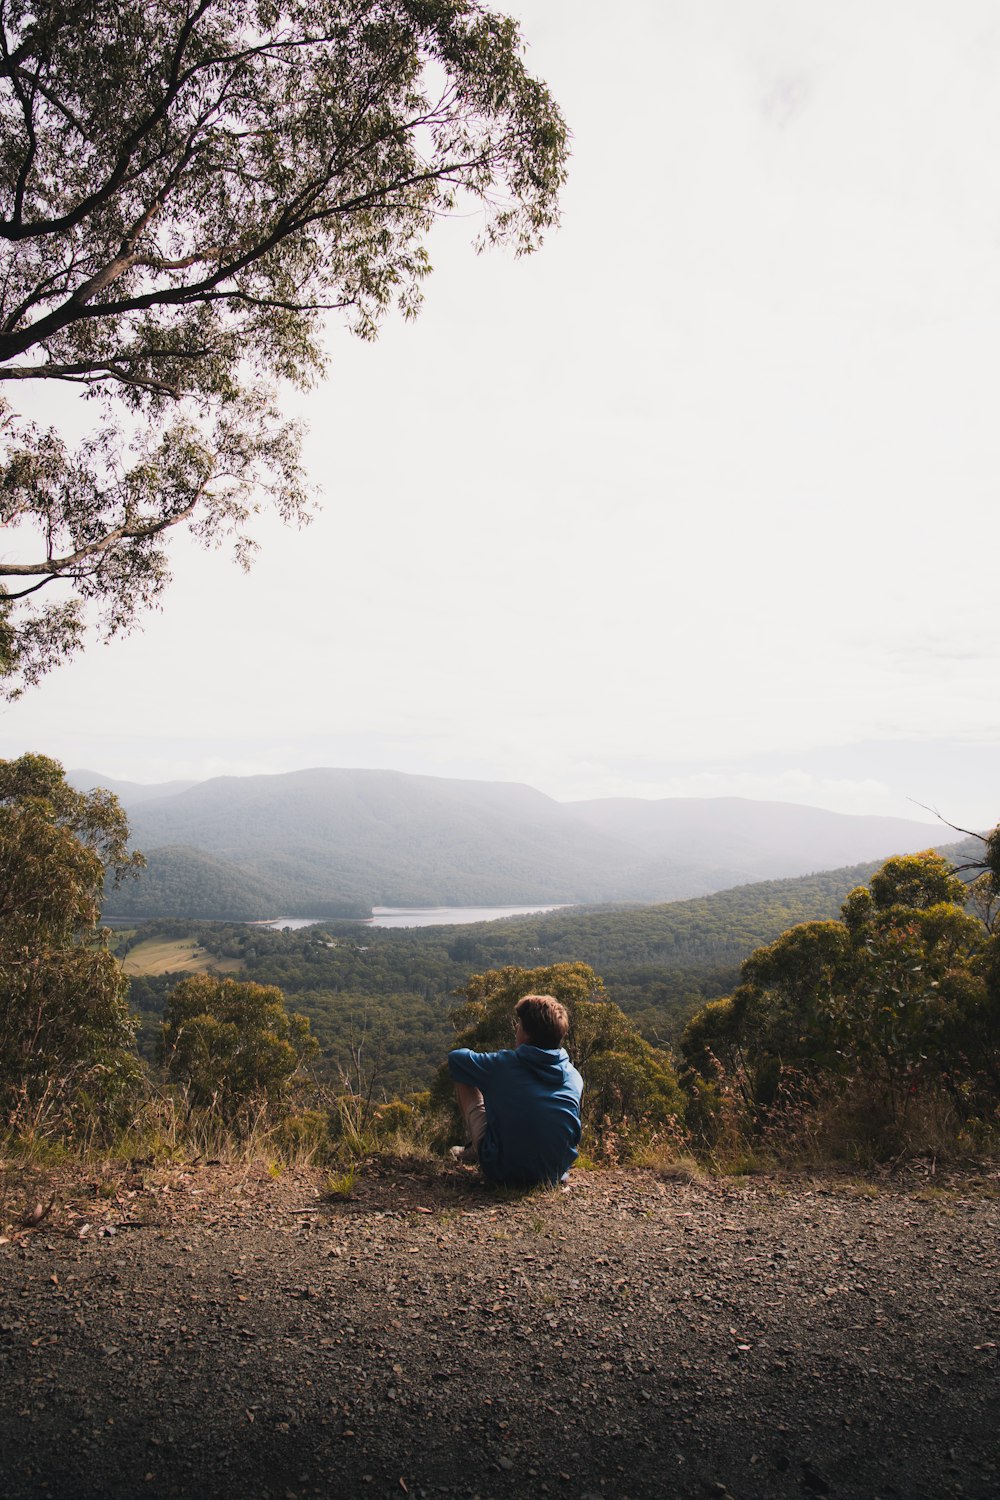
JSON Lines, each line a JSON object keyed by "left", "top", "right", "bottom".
{"left": 3, "top": 752, "right": 998, "bottom": 1173}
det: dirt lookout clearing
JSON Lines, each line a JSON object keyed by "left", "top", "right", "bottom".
{"left": 2, "top": 1159, "right": 998, "bottom": 1499}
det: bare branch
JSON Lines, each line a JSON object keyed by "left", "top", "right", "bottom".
{"left": 907, "top": 798, "right": 987, "bottom": 846}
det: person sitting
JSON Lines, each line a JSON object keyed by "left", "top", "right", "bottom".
{"left": 448, "top": 993, "right": 583, "bottom": 1187}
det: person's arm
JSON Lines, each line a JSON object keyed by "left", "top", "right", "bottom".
{"left": 448, "top": 1047, "right": 499, "bottom": 1087}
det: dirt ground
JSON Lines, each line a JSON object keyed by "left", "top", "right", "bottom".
{"left": 1, "top": 1156, "right": 999, "bottom": 1500}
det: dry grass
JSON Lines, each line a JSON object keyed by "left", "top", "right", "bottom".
{"left": 121, "top": 937, "right": 242, "bottom": 977}
{"left": 630, "top": 1143, "right": 706, "bottom": 1183}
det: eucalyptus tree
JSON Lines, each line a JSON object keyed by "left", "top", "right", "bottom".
{"left": 0, "top": 0, "right": 568, "bottom": 691}
{"left": 680, "top": 849, "right": 999, "bottom": 1138}
{"left": 160, "top": 974, "right": 318, "bottom": 1122}
{"left": 0, "top": 753, "right": 144, "bottom": 1133}
{"left": 440, "top": 961, "right": 686, "bottom": 1152}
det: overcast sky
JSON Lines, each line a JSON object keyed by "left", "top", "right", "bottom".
{"left": 2, "top": 0, "right": 998, "bottom": 829}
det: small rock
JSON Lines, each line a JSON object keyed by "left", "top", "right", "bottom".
{"left": 498, "top": 1456, "right": 514, "bottom": 1472}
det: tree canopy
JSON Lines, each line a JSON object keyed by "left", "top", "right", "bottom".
{"left": 437, "top": 961, "right": 685, "bottom": 1155}
{"left": 680, "top": 847, "right": 1000, "bottom": 1147}
{"left": 0, "top": 0, "right": 567, "bottom": 692}
{"left": 0, "top": 753, "right": 144, "bottom": 1134}
{"left": 160, "top": 973, "right": 318, "bottom": 1121}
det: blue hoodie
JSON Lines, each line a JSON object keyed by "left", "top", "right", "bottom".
{"left": 448, "top": 1044, "right": 583, "bottom": 1187}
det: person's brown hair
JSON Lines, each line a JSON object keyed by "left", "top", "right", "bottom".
{"left": 515, "top": 994, "right": 570, "bottom": 1049}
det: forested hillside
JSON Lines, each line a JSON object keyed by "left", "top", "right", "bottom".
{"left": 68, "top": 771, "right": 199, "bottom": 805}
{"left": 8, "top": 749, "right": 995, "bottom": 1176}
{"left": 126, "top": 849, "right": 976, "bottom": 1092}
{"left": 88, "top": 765, "right": 955, "bottom": 918}
{"left": 107, "top": 846, "right": 290, "bottom": 921}
{"left": 106, "top": 846, "right": 367, "bottom": 920}
{"left": 110, "top": 769, "right": 639, "bottom": 911}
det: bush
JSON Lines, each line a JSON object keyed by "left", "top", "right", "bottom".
{"left": 273, "top": 1109, "right": 331, "bottom": 1161}
{"left": 437, "top": 961, "right": 684, "bottom": 1159}
{"left": 679, "top": 847, "right": 1000, "bottom": 1156}
{"left": 0, "top": 754, "right": 145, "bottom": 1140}
{"left": 159, "top": 975, "right": 318, "bottom": 1125}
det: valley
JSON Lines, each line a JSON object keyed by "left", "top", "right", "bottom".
{"left": 73, "top": 766, "right": 956, "bottom": 922}
{"left": 120, "top": 843, "right": 978, "bottom": 1094}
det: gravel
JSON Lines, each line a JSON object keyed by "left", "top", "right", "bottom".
{"left": 1, "top": 1157, "right": 998, "bottom": 1499}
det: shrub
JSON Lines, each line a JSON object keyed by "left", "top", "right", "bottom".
{"left": 159, "top": 975, "right": 317, "bottom": 1125}
{"left": 679, "top": 847, "right": 1000, "bottom": 1155}
{"left": 0, "top": 754, "right": 145, "bottom": 1139}
{"left": 437, "top": 961, "right": 684, "bottom": 1159}
{"left": 273, "top": 1109, "right": 331, "bottom": 1161}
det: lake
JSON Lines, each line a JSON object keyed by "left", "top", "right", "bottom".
{"left": 255, "top": 904, "right": 570, "bottom": 931}
{"left": 367, "top": 903, "right": 570, "bottom": 929}
{"left": 253, "top": 917, "right": 329, "bottom": 930}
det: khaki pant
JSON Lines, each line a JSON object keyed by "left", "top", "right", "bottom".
{"left": 454, "top": 1084, "right": 488, "bottom": 1156}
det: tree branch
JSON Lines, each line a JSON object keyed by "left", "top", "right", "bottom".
{"left": 0, "top": 13, "right": 374, "bottom": 243}
{"left": 0, "top": 0, "right": 215, "bottom": 241}
{"left": 0, "top": 146, "right": 490, "bottom": 366}
{"left": 0, "top": 497, "right": 205, "bottom": 588}
{"left": 907, "top": 799, "right": 986, "bottom": 846}
{"left": 1, "top": 23, "right": 39, "bottom": 229}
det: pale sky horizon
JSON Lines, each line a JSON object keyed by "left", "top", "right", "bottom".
{"left": 1, "top": 0, "right": 998, "bottom": 831}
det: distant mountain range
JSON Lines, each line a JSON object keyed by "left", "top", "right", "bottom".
{"left": 70, "top": 766, "right": 959, "bottom": 921}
